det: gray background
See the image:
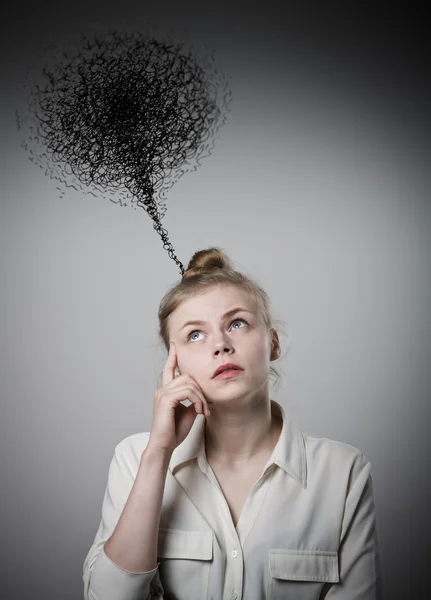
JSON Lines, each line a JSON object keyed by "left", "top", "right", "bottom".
{"left": 1, "top": 2, "right": 430, "bottom": 599}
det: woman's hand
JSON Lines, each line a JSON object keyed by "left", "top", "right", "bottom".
{"left": 147, "top": 342, "right": 211, "bottom": 455}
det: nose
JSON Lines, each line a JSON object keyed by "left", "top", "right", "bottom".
{"left": 215, "top": 348, "right": 231, "bottom": 355}
{"left": 213, "top": 340, "right": 233, "bottom": 356}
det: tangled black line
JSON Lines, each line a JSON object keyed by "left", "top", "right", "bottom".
{"left": 18, "top": 31, "right": 231, "bottom": 275}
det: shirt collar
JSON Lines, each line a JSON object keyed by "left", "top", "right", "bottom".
{"left": 169, "top": 399, "right": 307, "bottom": 489}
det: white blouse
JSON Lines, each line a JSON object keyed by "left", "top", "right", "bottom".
{"left": 83, "top": 399, "right": 383, "bottom": 600}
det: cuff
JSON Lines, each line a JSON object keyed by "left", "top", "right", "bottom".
{"left": 88, "top": 547, "right": 160, "bottom": 600}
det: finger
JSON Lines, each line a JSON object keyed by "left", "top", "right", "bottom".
{"left": 162, "top": 341, "right": 177, "bottom": 387}
{"left": 186, "top": 381, "right": 211, "bottom": 416}
{"left": 161, "top": 369, "right": 211, "bottom": 417}
{"left": 182, "top": 388, "right": 206, "bottom": 415}
{"left": 178, "top": 384, "right": 211, "bottom": 417}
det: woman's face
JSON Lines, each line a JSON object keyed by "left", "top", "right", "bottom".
{"left": 168, "top": 284, "right": 280, "bottom": 405}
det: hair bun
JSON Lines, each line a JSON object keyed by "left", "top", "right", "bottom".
{"left": 182, "top": 247, "right": 233, "bottom": 280}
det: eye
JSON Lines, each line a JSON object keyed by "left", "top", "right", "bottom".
{"left": 232, "top": 318, "right": 247, "bottom": 330}
{"left": 187, "top": 318, "right": 248, "bottom": 342}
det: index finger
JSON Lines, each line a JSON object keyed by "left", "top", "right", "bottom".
{"left": 162, "top": 341, "right": 177, "bottom": 387}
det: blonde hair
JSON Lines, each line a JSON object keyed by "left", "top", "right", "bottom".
{"left": 157, "top": 247, "right": 291, "bottom": 394}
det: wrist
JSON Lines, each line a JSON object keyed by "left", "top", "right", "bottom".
{"left": 141, "top": 443, "right": 173, "bottom": 467}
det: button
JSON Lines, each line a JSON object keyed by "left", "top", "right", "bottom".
{"left": 231, "top": 550, "right": 237, "bottom": 558}
{"left": 230, "top": 592, "right": 238, "bottom": 600}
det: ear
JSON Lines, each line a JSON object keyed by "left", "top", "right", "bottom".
{"left": 270, "top": 329, "right": 281, "bottom": 361}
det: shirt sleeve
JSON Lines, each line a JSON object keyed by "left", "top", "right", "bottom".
{"left": 83, "top": 440, "right": 165, "bottom": 600}
{"left": 320, "top": 456, "right": 383, "bottom": 599}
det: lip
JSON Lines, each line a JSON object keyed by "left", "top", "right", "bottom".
{"left": 212, "top": 363, "right": 244, "bottom": 378}
{"left": 214, "top": 369, "right": 244, "bottom": 380}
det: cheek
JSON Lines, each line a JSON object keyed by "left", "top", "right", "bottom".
{"left": 248, "top": 344, "right": 270, "bottom": 367}
{"left": 178, "top": 352, "right": 201, "bottom": 375}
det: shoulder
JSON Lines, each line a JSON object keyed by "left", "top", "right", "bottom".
{"left": 303, "top": 429, "right": 368, "bottom": 460}
{"left": 301, "top": 429, "right": 372, "bottom": 483}
{"left": 112, "top": 431, "right": 152, "bottom": 465}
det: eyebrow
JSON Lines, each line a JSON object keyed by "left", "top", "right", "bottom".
{"left": 179, "top": 308, "right": 254, "bottom": 332}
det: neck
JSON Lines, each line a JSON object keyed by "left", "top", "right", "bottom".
{"left": 204, "top": 397, "right": 281, "bottom": 467}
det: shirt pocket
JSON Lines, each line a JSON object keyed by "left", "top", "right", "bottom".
{"left": 157, "top": 528, "right": 213, "bottom": 600}
{"left": 267, "top": 549, "right": 339, "bottom": 600}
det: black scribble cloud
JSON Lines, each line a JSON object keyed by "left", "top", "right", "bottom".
{"left": 17, "top": 30, "right": 231, "bottom": 274}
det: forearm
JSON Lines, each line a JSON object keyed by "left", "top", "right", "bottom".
{"left": 103, "top": 445, "right": 172, "bottom": 573}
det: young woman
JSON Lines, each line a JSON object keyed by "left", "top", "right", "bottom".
{"left": 83, "top": 247, "right": 383, "bottom": 600}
